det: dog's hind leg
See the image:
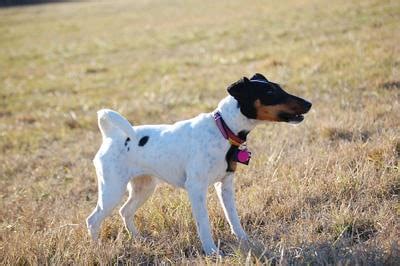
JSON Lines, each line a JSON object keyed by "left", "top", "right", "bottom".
{"left": 119, "top": 175, "right": 157, "bottom": 237}
{"left": 86, "top": 158, "right": 128, "bottom": 241}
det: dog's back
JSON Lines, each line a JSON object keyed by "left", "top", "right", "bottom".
{"left": 94, "top": 110, "right": 227, "bottom": 188}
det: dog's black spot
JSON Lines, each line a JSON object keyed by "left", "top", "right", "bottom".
{"left": 138, "top": 136, "right": 149, "bottom": 147}
{"left": 225, "top": 130, "right": 249, "bottom": 172}
{"left": 124, "top": 137, "right": 131, "bottom": 146}
{"left": 238, "top": 130, "right": 249, "bottom": 140}
{"left": 226, "top": 146, "right": 238, "bottom": 172}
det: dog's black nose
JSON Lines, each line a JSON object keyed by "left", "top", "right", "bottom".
{"left": 304, "top": 101, "right": 312, "bottom": 112}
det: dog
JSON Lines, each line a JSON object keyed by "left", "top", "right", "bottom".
{"left": 86, "top": 73, "right": 311, "bottom": 255}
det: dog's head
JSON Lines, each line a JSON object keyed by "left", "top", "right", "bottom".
{"left": 227, "top": 73, "right": 312, "bottom": 124}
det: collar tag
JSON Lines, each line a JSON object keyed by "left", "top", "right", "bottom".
{"left": 234, "top": 148, "right": 251, "bottom": 165}
{"left": 214, "top": 111, "right": 252, "bottom": 165}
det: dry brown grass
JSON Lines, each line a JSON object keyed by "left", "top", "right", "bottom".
{"left": 1, "top": 0, "right": 399, "bottom": 264}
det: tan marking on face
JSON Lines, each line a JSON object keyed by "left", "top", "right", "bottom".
{"left": 254, "top": 99, "right": 294, "bottom": 121}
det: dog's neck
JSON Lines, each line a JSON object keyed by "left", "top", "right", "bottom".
{"left": 216, "top": 96, "right": 258, "bottom": 135}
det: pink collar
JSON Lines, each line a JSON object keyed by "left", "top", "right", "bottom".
{"left": 213, "top": 112, "right": 246, "bottom": 147}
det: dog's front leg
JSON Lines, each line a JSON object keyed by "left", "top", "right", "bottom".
{"left": 214, "top": 173, "right": 248, "bottom": 241}
{"left": 185, "top": 177, "right": 218, "bottom": 255}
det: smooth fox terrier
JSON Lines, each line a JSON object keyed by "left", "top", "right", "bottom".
{"left": 86, "top": 73, "right": 312, "bottom": 255}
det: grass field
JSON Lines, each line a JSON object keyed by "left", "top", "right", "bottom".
{"left": 1, "top": 0, "right": 399, "bottom": 264}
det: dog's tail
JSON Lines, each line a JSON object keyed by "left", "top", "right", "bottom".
{"left": 97, "top": 109, "right": 136, "bottom": 140}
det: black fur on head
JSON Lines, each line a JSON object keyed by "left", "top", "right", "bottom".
{"left": 227, "top": 73, "right": 312, "bottom": 122}
{"left": 250, "top": 73, "right": 269, "bottom": 82}
{"left": 227, "top": 73, "right": 288, "bottom": 118}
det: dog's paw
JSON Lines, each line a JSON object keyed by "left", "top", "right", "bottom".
{"left": 203, "top": 244, "right": 224, "bottom": 256}
{"left": 206, "top": 249, "right": 226, "bottom": 259}
{"left": 124, "top": 230, "right": 148, "bottom": 243}
{"left": 239, "top": 238, "right": 266, "bottom": 259}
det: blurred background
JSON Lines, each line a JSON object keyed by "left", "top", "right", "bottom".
{"left": 1, "top": 0, "right": 399, "bottom": 264}
{"left": 1, "top": 0, "right": 66, "bottom": 6}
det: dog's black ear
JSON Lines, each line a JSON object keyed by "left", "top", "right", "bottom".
{"left": 227, "top": 77, "right": 250, "bottom": 100}
{"left": 250, "top": 73, "right": 268, "bottom": 82}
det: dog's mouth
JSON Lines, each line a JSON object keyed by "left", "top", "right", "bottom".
{"left": 278, "top": 112, "right": 305, "bottom": 124}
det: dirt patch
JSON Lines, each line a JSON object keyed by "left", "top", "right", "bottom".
{"left": 380, "top": 81, "right": 400, "bottom": 90}
{"left": 321, "top": 127, "right": 370, "bottom": 142}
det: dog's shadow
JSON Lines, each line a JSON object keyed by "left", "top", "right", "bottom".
{"left": 218, "top": 237, "right": 271, "bottom": 263}
{"left": 221, "top": 238, "right": 398, "bottom": 265}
